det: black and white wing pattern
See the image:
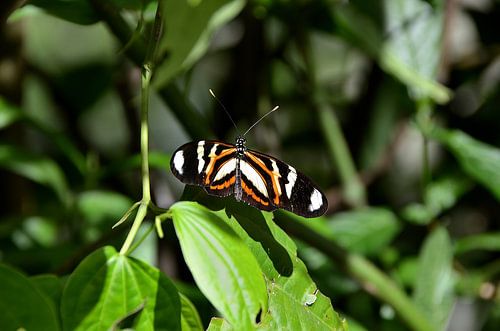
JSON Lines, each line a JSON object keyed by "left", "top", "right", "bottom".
{"left": 170, "top": 139, "right": 328, "bottom": 218}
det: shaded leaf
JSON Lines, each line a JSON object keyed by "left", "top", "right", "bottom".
{"left": 61, "top": 246, "right": 181, "bottom": 331}
{"left": 77, "top": 190, "right": 133, "bottom": 225}
{"left": 0, "top": 145, "right": 69, "bottom": 203}
{"left": 171, "top": 202, "right": 267, "bottom": 330}
{"left": 180, "top": 293, "right": 204, "bottom": 331}
{"left": 402, "top": 173, "right": 473, "bottom": 224}
{"left": 0, "top": 264, "right": 60, "bottom": 331}
{"left": 325, "top": 208, "right": 401, "bottom": 255}
{"left": 29, "top": 0, "right": 99, "bottom": 25}
{"left": 455, "top": 233, "right": 500, "bottom": 254}
{"left": 154, "top": 0, "right": 245, "bottom": 87}
{"left": 223, "top": 205, "right": 347, "bottom": 330}
{"left": 434, "top": 128, "right": 500, "bottom": 201}
{"left": 413, "top": 227, "right": 454, "bottom": 330}
{"left": 31, "top": 274, "right": 64, "bottom": 311}
{"left": 0, "top": 97, "right": 22, "bottom": 129}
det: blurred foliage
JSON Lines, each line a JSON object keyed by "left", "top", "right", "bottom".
{"left": 1, "top": 0, "right": 500, "bottom": 330}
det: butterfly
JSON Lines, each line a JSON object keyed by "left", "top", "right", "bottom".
{"left": 170, "top": 91, "right": 328, "bottom": 218}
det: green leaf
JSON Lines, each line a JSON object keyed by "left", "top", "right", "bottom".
{"left": 180, "top": 293, "right": 204, "bottom": 331}
{"left": 402, "top": 173, "right": 473, "bottom": 224}
{"left": 77, "top": 190, "right": 133, "bottom": 225}
{"left": 434, "top": 128, "right": 500, "bottom": 200}
{"left": 413, "top": 227, "right": 454, "bottom": 330}
{"left": 170, "top": 202, "right": 267, "bottom": 330}
{"left": 31, "top": 274, "right": 64, "bottom": 310}
{"left": 325, "top": 208, "right": 401, "bottom": 255}
{"left": 0, "top": 145, "right": 69, "bottom": 203}
{"left": 455, "top": 233, "right": 500, "bottom": 254}
{"left": 0, "top": 264, "right": 60, "bottom": 331}
{"left": 0, "top": 97, "right": 22, "bottom": 129}
{"left": 334, "top": 1, "right": 451, "bottom": 103}
{"left": 154, "top": 0, "right": 245, "bottom": 87}
{"left": 61, "top": 246, "right": 181, "bottom": 331}
{"left": 29, "top": 0, "right": 99, "bottom": 25}
{"left": 207, "top": 317, "right": 233, "bottom": 331}
{"left": 224, "top": 205, "right": 347, "bottom": 330}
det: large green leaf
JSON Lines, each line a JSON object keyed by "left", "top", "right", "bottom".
{"left": 224, "top": 204, "right": 347, "bottom": 330}
{"left": 413, "top": 227, "right": 454, "bottom": 330}
{"left": 61, "top": 246, "right": 181, "bottom": 331}
{"left": 0, "top": 144, "right": 69, "bottom": 203}
{"left": 434, "top": 128, "right": 500, "bottom": 201}
{"left": 207, "top": 317, "right": 233, "bottom": 331}
{"left": 0, "top": 264, "right": 60, "bottom": 331}
{"left": 170, "top": 202, "right": 267, "bottom": 330}
{"left": 154, "top": 0, "right": 245, "bottom": 87}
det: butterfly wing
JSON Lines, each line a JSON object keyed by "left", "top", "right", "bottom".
{"left": 170, "top": 140, "right": 237, "bottom": 197}
{"left": 242, "top": 149, "right": 328, "bottom": 217}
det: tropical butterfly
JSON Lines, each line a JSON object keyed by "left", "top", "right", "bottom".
{"left": 170, "top": 91, "right": 328, "bottom": 218}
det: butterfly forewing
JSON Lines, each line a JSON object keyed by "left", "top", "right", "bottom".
{"left": 170, "top": 140, "right": 237, "bottom": 197}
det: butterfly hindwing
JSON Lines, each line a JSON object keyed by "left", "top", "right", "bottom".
{"left": 243, "top": 150, "right": 328, "bottom": 217}
{"left": 170, "top": 140, "right": 237, "bottom": 197}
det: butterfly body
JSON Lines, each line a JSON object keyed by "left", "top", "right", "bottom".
{"left": 171, "top": 136, "right": 328, "bottom": 218}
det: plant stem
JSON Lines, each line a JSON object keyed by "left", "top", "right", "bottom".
{"left": 274, "top": 212, "right": 434, "bottom": 331}
{"left": 317, "top": 102, "right": 367, "bottom": 207}
{"left": 296, "top": 30, "right": 366, "bottom": 208}
{"left": 119, "top": 2, "right": 163, "bottom": 255}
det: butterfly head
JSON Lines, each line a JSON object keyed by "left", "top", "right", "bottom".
{"left": 236, "top": 136, "right": 247, "bottom": 155}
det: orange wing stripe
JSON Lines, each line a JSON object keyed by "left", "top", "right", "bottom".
{"left": 245, "top": 152, "right": 280, "bottom": 205}
{"left": 210, "top": 176, "right": 235, "bottom": 190}
{"left": 204, "top": 148, "right": 236, "bottom": 185}
{"left": 242, "top": 180, "right": 269, "bottom": 206}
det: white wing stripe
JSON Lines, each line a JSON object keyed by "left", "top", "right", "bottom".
{"left": 197, "top": 141, "right": 205, "bottom": 173}
{"left": 173, "top": 151, "right": 184, "bottom": 175}
{"left": 214, "top": 158, "right": 237, "bottom": 181}
{"left": 285, "top": 166, "right": 297, "bottom": 198}
{"left": 240, "top": 160, "right": 269, "bottom": 198}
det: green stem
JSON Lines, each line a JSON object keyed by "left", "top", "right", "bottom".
{"left": 296, "top": 30, "right": 366, "bottom": 208}
{"left": 274, "top": 212, "right": 435, "bottom": 331}
{"left": 118, "top": 2, "right": 163, "bottom": 255}
{"left": 317, "top": 102, "right": 367, "bottom": 207}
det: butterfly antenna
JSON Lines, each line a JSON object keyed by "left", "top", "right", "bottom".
{"left": 243, "top": 106, "right": 279, "bottom": 136}
{"left": 209, "top": 89, "right": 240, "bottom": 135}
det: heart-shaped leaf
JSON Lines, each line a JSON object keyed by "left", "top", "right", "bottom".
{"left": 61, "top": 246, "right": 180, "bottom": 331}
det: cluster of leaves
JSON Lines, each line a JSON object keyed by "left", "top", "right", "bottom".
{"left": 1, "top": 0, "right": 500, "bottom": 330}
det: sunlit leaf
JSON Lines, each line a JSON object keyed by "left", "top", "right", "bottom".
{"left": 413, "top": 227, "right": 454, "bottom": 330}
{"left": 225, "top": 205, "right": 347, "bottom": 330}
{"left": 207, "top": 317, "right": 233, "bottom": 331}
{"left": 171, "top": 202, "right": 267, "bottom": 330}
{"left": 334, "top": 1, "right": 451, "bottom": 103}
{"left": 154, "top": 0, "right": 245, "bottom": 87}
{"left": 61, "top": 246, "right": 181, "bottom": 331}
{"left": 0, "top": 264, "right": 60, "bottom": 331}
{"left": 434, "top": 128, "right": 500, "bottom": 201}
